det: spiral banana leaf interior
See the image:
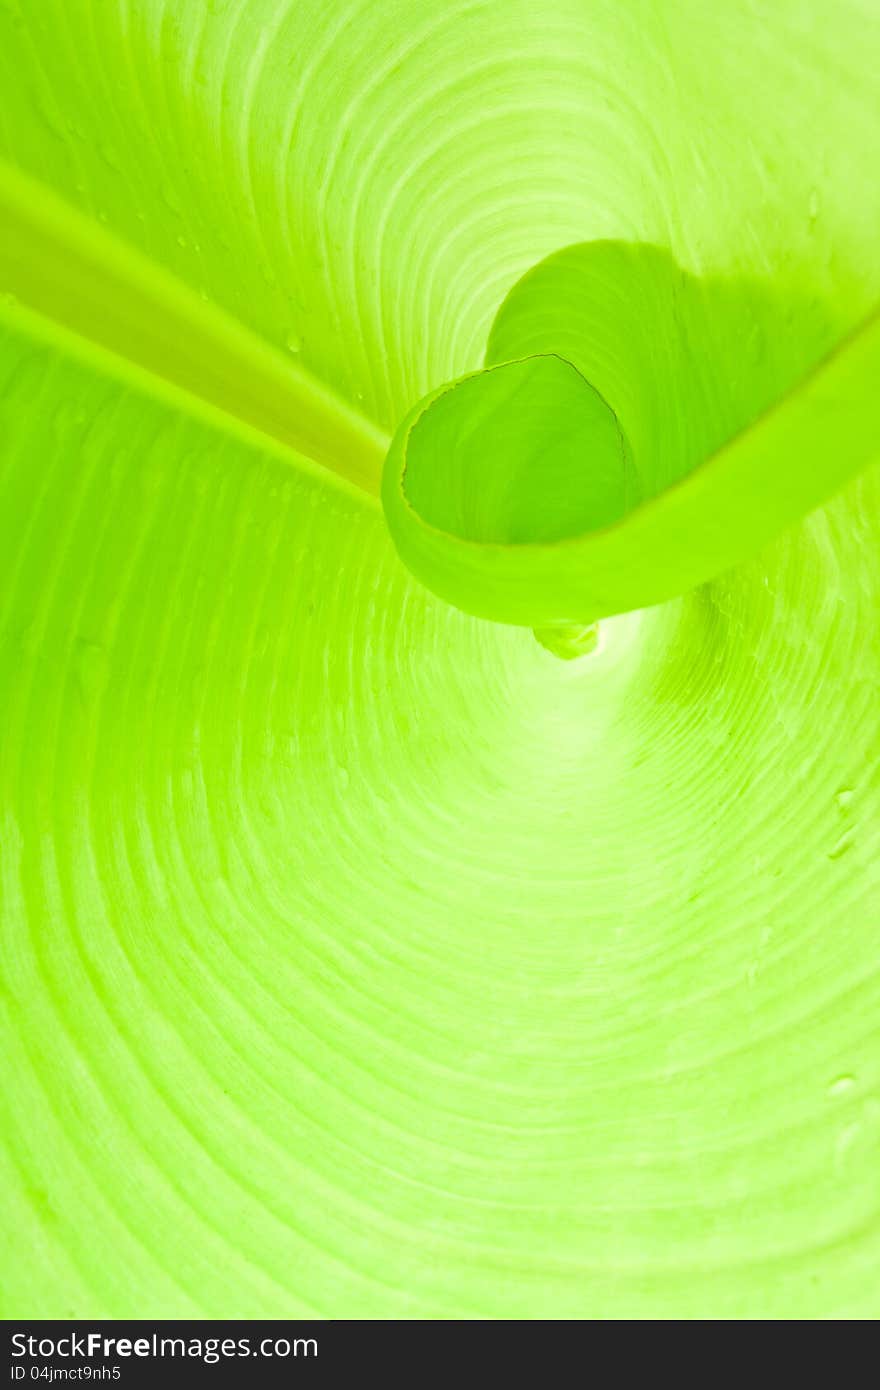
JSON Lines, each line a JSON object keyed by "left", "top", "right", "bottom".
{"left": 1, "top": 0, "right": 879, "bottom": 1319}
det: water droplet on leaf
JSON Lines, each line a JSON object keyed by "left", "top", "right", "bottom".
{"left": 828, "top": 1075, "right": 856, "bottom": 1097}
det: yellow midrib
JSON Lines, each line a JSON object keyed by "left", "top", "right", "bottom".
{"left": 0, "top": 159, "right": 389, "bottom": 498}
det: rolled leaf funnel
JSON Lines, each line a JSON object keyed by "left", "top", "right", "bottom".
{"left": 1, "top": 0, "right": 880, "bottom": 1324}
{"left": 383, "top": 242, "right": 880, "bottom": 645}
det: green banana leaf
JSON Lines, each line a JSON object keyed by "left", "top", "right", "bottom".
{"left": 1, "top": 0, "right": 879, "bottom": 1319}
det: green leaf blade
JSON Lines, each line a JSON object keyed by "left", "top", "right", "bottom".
{"left": 383, "top": 243, "right": 880, "bottom": 628}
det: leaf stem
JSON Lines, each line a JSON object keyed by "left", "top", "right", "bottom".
{"left": 0, "top": 160, "right": 388, "bottom": 496}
